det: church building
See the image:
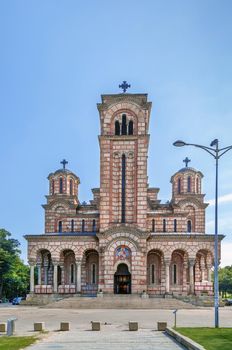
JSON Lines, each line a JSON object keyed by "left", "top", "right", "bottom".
{"left": 25, "top": 86, "right": 223, "bottom": 300}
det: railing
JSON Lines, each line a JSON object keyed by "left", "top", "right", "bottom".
{"left": 34, "top": 285, "right": 53, "bottom": 294}
{"left": 58, "top": 284, "right": 76, "bottom": 294}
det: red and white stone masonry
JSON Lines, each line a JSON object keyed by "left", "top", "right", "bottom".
{"left": 25, "top": 90, "right": 223, "bottom": 299}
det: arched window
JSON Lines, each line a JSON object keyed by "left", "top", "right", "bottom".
{"left": 163, "top": 219, "right": 166, "bottom": 232}
{"left": 177, "top": 178, "right": 181, "bottom": 194}
{"left": 187, "top": 220, "right": 192, "bottom": 233}
{"left": 152, "top": 219, "right": 155, "bottom": 232}
{"left": 91, "top": 263, "right": 96, "bottom": 284}
{"left": 82, "top": 219, "right": 85, "bottom": 232}
{"left": 128, "top": 120, "right": 133, "bottom": 135}
{"left": 173, "top": 264, "right": 177, "bottom": 284}
{"left": 59, "top": 177, "right": 63, "bottom": 194}
{"left": 71, "top": 219, "right": 74, "bottom": 232}
{"left": 70, "top": 264, "right": 74, "bottom": 284}
{"left": 70, "top": 179, "right": 73, "bottom": 195}
{"left": 58, "top": 220, "right": 62, "bottom": 233}
{"left": 187, "top": 176, "right": 191, "bottom": 192}
{"left": 52, "top": 179, "right": 55, "bottom": 195}
{"left": 174, "top": 219, "right": 177, "bottom": 233}
{"left": 115, "top": 120, "right": 120, "bottom": 135}
{"left": 121, "top": 114, "right": 127, "bottom": 135}
{"left": 121, "top": 154, "right": 126, "bottom": 223}
{"left": 151, "top": 264, "right": 155, "bottom": 284}
{"left": 92, "top": 219, "right": 96, "bottom": 232}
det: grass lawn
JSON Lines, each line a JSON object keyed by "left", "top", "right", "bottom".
{"left": 0, "top": 336, "right": 37, "bottom": 350}
{"left": 176, "top": 327, "right": 232, "bottom": 350}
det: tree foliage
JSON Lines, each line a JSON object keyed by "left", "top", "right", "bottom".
{"left": 218, "top": 265, "right": 232, "bottom": 298}
{"left": 0, "top": 229, "right": 29, "bottom": 299}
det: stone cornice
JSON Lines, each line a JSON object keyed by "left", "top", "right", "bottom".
{"left": 147, "top": 233, "right": 225, "bottom": 242}
{"left": 24, "top": 234, "right": 98, "bottom": 242}
{"left": 97, "top": 94, "right": 151, "bottom": 112}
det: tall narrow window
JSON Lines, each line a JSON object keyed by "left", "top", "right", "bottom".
{"left": 58, "top": 220, "right": 62, "bottom": 233}
{"left": 92, "top": 219, "right": 96, "bottom": 232}
{"left": 70, "top": 179, "right": 73, "bottom": 195}
{"left": 52, "top": 179, "right": 55, "bottom": 195}
{"left": 174, "top": 219, "right": 177, "bottom": 232}
{"left": 187, "top": 176, "right": 191, "bottom": 192}
{"left": 152, "top": 219, "right": 155, "bottom": 232}
{"left": 151, "top": 264, "right": 155, "bottom": 284}
{"left": 163, "top": 219, "right": 166, "bottom": 232}
{"left": 91, "top": 263, "right": 96, "bottom": 284}
{"left": 196, "top": 177, "right": 199, "bottom": 193}
{"left": 128, "top": 120, "right": 133, "bottom": 135}
{"left": 115, "top": 120, "right": 120, "bottom": 135}
{"left": 82, "top": 219, "right": 85, "bottom": 232}
{"left": 121, "top": 154, "right": 126, "bottom": 223}
{"left": 70, "top": 264, "right": 74, "bottom": 284}
{"left": 177, "top": 178, "right": 181, "bottom": 194}
{"left": 71, "top": 219, "right": 74, "bottom": 232}
{"left": 187, "top": 220, "right": 192, "bottom": 233}
{"left": 121, "top": 114, "right": 127, "bottom": 135}
{"left": 59, "top": 177, "right": 63, "bottom": 194}
{"left": 173, "top": 264, "right": 177, "bottom": 284}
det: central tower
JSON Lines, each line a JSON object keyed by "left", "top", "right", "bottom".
{"left": 97, "top": 91, "right": 152, "bottom": 232}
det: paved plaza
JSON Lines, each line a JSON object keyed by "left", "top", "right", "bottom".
{"left": 0, "top": 306, "right": 232, "bottom": 349}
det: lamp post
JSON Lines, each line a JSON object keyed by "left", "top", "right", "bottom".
{"left": 173, "top": 139, "right": 232, "bottom": 328}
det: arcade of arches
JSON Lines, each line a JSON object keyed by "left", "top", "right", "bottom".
{"left": 28, "top": 240, "right": 214, "bottom": 296}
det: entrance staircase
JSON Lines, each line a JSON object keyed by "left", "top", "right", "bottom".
{"left": 44, "top": 294, "right": 196, "bottom": 309}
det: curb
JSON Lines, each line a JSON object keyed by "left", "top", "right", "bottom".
{"left": 166, "top": 327, "right": 206, "bottom": 350}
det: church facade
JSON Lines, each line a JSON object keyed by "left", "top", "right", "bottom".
{"left": 25, "top": 90, "right": 223, "bottom": 299}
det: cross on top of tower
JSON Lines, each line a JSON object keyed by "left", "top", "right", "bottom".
{"left": 183, "top": 157, "right": 191, "bottom": 167}
{"left": 119, "top": 81, "right": 131, "bottom": 93}
{"left": 60, "top": 159, "right": 68, "bottom": 170}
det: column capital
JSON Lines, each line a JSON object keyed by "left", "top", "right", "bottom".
{"left": 76, "top": 260, "right": 82, "bottom": 266}
{"left": 28, "top": 260, "right": 36, "bottom": 267}
{"left": 189, "top": 258, "right": 195, "bottom": 267}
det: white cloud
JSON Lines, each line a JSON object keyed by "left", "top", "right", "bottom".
{"left": 208, "top": 193, "right": 232, "bottom": 206}
{"left": 221, "top": 242, "right": 232, "bottom": 267}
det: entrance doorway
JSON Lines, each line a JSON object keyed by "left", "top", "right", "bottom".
{"left": 114, "top": 263, "right": 131, "bottom": 294}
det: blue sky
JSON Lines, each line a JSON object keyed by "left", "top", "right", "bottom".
{"left": 0, "top": 0, "right": 232, "bottom": 265}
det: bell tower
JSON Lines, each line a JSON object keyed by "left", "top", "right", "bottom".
{"left": 97, "top": 84, "right": 152, "bottom": 232}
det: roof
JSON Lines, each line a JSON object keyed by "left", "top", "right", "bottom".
{"left": 47, "top": 168, "right": 80, "bottom": 181}
{"left": 170, "top": 167, "right": 203, "bottom": 182}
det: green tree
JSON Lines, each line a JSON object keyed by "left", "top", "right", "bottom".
{"left": 0, "top": 229, "right": 29, "bottom": 299}
{"left": 218, "top": 265, "right": 232, "bottom": 298}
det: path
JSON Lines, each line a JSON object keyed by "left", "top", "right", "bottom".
{"left": 26, "top": 329, "right": 185, "bottom": 350}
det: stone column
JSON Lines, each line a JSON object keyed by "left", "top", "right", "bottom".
{"left": 76, "top": 261, "right": 81, "bottom": 293}
{"left": 53, "top": 263, "right": 58, "bottom": 293}
{"left": 189, "top": 259, "right": 195, "bottom": 294}
{"left": 164, "top": 259, "right": 170, "bottom": 294}
{"left": 98, "top": 248, "right": 104, "bottom": 291}
{"left": 29, "top": 263, "right": 35, "bottom": 293}
{"left": 37, "top": 264, "right": 41, "bottom": 285}
{"left": 207, "top": 265, "right": 212, "bottom": 282}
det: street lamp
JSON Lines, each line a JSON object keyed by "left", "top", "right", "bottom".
{"left": 173, "top": 139, "right": 232, "bottom": 328}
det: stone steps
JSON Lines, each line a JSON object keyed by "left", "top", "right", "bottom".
{"left": 44, "top": 295, "right": 196, "bottom": 309}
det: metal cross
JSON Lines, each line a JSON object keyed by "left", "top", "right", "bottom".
{"left": 119, "top": 81, "right": 131, "bottom": 93}
{"left": 183, "top": 157, "right": 191, "bottom": 167}
{"left": 60, "top": 159, "right": 68, "bottom": 169}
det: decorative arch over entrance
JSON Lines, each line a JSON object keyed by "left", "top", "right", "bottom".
{"left": 114, "top": 263, "right": 131, "bottom": 294}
